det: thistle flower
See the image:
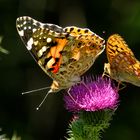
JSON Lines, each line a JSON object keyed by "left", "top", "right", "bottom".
{"left": 64, "top": 76, "right": 119, "bottom": 112}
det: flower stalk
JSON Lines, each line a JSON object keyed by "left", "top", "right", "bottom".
{"left": 64, "top": 76, "right": 119, "bottom": 140}
{"left": 67, "top": 110, "right": 115, "bottom": 140}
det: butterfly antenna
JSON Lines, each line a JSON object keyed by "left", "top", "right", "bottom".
{"left": 22, "top": 87, "right": 50, "bottom": 95}
{"left": 36, "top": 89, "right": 53, "bottom": 110}
{"left": 102, "top": 30, "right": 106, "bottom": 34}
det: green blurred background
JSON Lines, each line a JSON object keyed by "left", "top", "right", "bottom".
{"left": 0, "top": 0, "right": 140, "bottom": 139}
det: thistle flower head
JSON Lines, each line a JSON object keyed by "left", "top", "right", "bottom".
{"left": 64, "top": 76, "right": 119, "bottom": 112}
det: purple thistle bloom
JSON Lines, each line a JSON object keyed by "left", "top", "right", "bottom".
{"left": 64, "top": 76, "right": 119, "bottom": 112}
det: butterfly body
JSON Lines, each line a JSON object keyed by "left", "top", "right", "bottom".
{"left": 104, "top": 34, "right": 140, "bottom": 87}
{"left": 16, "top": 16, "right": 105, "bottom": 92}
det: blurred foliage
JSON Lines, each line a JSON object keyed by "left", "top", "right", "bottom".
{"left": 0, "top": 130, "right": 21, "bottom": 140}
{"left": 0, "top": 0, "right": 140, "bottom": 140}
{"left": 0, "top": 36, "right": 9, "bottom": 54}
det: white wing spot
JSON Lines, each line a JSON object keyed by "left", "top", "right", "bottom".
{"left": 24, "top": 26, "right": 27, "bottom": 30}
{"left": 33, "top": 28, "right": 37, "bottom": 33}
{"left": 34, "top": 40, "right": 38, "bottom": 46}
{"left": 55, "top": 32, "right": 60, "bottom": 36}
{"left": 43, "top": 36, "right": 47, "bottom": 39}
{"left": 16, "top": 24, "right": 21, "bottom": 28}
{"left": 18, "top": 30, "right": 24, "bottom": 36}
{"left": 49, "top": 30, "right": 54, "bottom": 34}
{"left": 42, "top": 46, "right": 47, "bottom": 52}
{"left": 23, "top": 21, "right": 27, "bottom": 25}
{"left": 27, "top": 38, "right": 33, "bottom": 50}
{"left": 38, "top": 49, "right": 43, "bottom": 57}
{"left": 37, "top": 46, "right": 47, "bottom": 57}
{"left": 47, "top": 37, "right": 52, "bottom": 43}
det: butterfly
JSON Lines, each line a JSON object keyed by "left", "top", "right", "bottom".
{"left": 104, "top": 34, "right": 140, "bottom": 87}
{"left": 16, "top": 16, "right": 105, "bottom": 94}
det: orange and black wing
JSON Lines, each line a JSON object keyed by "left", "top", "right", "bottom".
{"left": 16, "top": 16, "right": 72, "bottom": 75}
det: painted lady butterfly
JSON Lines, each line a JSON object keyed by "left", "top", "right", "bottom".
{"left": 16, "top": 16, "right": 105, "bottom": 94}
{"left": 104, "top": 34, "right": 140, "bottom": 87}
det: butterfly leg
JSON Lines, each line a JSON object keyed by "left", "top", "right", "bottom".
{"left": 80, "top": 81, "right": 91, "bottom": 92}
{"left": 117, "top": 81, "right": 126, "bottom": 91}
{"left": 67, "top": 88, "right": 79, "bottom": 105}
{"left": 102, "top": 63, "right": 111, "bottom": 78}
{"left": 66, "top": 80, "right": 92, "bottom": 106}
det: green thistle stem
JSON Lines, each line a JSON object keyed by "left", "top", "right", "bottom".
{"left": 67, "top": 110, "right": 115, "bottom": 140}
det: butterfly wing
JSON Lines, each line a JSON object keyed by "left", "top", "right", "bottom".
{"left": 105, "top": 34, "right": 140, "bottom": 86}
{"left": 105, "top": 34, "right": 134, "bottom": 77}
{"left": 16, "top": 16, "right": 105, "bottom": 91}
{"left": 106, "top": 34, "right": 134, "bottom": 64}
{"left": 113, "top": 52, "right": 140, "bottom": 86}
{"left": 64, "top": 26, "right": 93, "bottom": 36}
{"left": 16, "top": 16, "right": 73, "bottom": 75}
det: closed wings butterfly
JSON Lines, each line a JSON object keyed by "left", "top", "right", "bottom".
{"left": 16, "top": 16, "right": 105, "bottom": 94}
{"left": 104, "top": 34, "right": 140, "bottom": 87}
